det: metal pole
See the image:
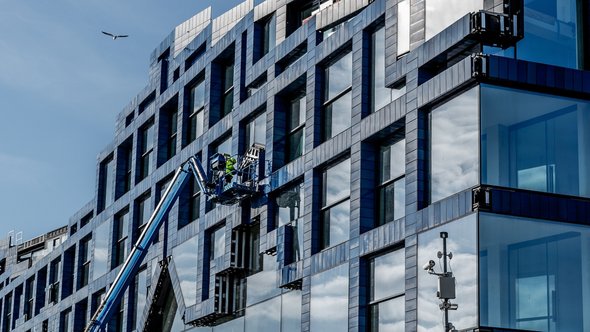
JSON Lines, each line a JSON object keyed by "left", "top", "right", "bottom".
{"left": 440, "top": 231, "right": 449, "bottom": 332}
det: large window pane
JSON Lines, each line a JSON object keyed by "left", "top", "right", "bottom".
{"left": 322, "top": 200, "right": 350, "bottom": 248}
{"left": 425, "top": 0, "right": 483, "bottom": 41}
{"left": 310, "top": 264, "right": 349, "bottom": 331}
{"left": 323, "top": 159, "right": 351, "bottom": 206}
{"left": 135, "top": 268, "right": 148, "bottom": 329}
{"left": 173, "top": 237, "right": 198, "bottom": 306}
{"left": 276, "top": 182, "right": 304, "bottom": 227}
{"left": 430, "top": 87, "right": 479, "bottom": 202}
{"left": 372, "top": 250, "right": 405, "bottom": 302}
{"left": 481, "top": 85, "right": 590, "bottom": 198}
{"left": 325, "top": 52, "right": 352, "bottom": 100}
{"left": 370, "top": 296, "right": 405, "bottom": 332}
{"left": 324, "top": 90, "right": 352, "bottom": 139}
{"left": 479, "top": 213, "right": 590, "bottom": 331}
{"left": 281, "top": 291, "right": 302, "bottom": 332}
{"left": 93, "top": 222, "right": 110, "bottom": 280}
{"left": 397, "top": 0, "right": 411, "bottom": 55}
{"left": 417, "top": 214, "right": 477, "bottom": 331}
{"left": 245, "top": 296, "right": 281, "bottom": 332}
{"left": 517, "top": 0, "right": 581, "bottom": 69}
{"left": 211, "top": 225, "right": 226, "bottom": 261}
{"left": 245, "top": 112, "right": 266, "bottom": 148}
{"left": 246, "top": 254, "right": 280, "bottom": 306}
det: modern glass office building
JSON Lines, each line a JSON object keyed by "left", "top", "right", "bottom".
{"left": 0, "top": 0, "right": 589, "bottom": 331}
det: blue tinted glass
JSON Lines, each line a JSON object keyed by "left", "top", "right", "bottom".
{"left": 93, "top": 222, "right": 110, "bottom": 279}
{"left": 276, "top": 183, "right": 304, "bottom": 227}
{"left": 324, "top": 199, "right": 350, "bottom": 247}
{"left": 425, "top": 0, "right": 483, "bottom": 40}
{"left": 135, "top": 269, "right": 147, "bottom": 329}
{"left": 371, "top": 296, "right": 405, "bottom": 332}
{"left": 173, "top": 237, "right": 198, "bottom": 306}
{"left": 481, "top": 85, "right": 590, "bottom": 197}
{"left": 213, "top": 317, "right": 244, "bottom": 332}
{"left": 310, "top": 264, "right": 349, "bottom": 331}
{"left": 431, "top": 87, "right": 479, "bottom": 202}
{"left": 479, "top": 213, "right": 590, "bottom": 331}
{"left": 325, "top": 90, "right": 351, "bottom": 139}
{"left": 517, "top": 0, "right": 580, "bottom": 68}
{"left": 417, "top": 214, "right": 477, "bottom": 331}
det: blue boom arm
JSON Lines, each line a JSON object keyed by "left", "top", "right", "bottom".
{"left": 85, "top": 156, "right": 208, "bottom": 332}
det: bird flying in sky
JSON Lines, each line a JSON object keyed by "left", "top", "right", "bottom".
{"left": 101, "top": 31, "right": 129, "bottom": 40}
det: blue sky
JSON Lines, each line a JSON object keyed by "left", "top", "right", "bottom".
{"left": 0, "top": 0, "right": 245, "bottom": 240}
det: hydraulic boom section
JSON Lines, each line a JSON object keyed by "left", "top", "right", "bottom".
{"left": 85, "top": 147, "right": 264, "bottom": 332}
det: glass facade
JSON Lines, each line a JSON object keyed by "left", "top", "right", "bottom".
{"left": 425, "top": 0, "right": 483, "bottom": 41}
{"left": 417, "top": 214, "right": 478, "bottom": 331}
{"left": 370, "top": 249, "right": 405, "bottom": 332}
{"left": 93, "top": 222, "right": 109, "bottom": 280}
{"left": 323, "top": 52, "right": 352, "bottom": 141}
{"left": 372, "top": 27, "right": 406, "bottom": 112}
{"left": 310, "top": 264, "right": 349, "bottom": 332}
{"left": 99, "top": 156, "right": 114, "bottom": 210}
{"left": 245, "top": 296, "right": 281, "bottom": 332}
{"left": 222, "top": 61, "right": 235, "bottom": 117}
{"left": 173, "top": 237, "right": 199, "bottom": 306}
{"left": 321, "top": 158, "right": 351, "bottom": 249}
{"left": 136, "top": 192, "right": 152, "bottom": 235}
{"left": 135, "top": 268, "right": 148, "bottom": 329}
{"left": 276, "top": 182, "right": 304, "bottom": 262}
{"left": 246, "top": 254, "right": 280, "bottom": 306}
{"left": 517, "top": 0, "right": 582, "bottom": 69}
{"left": 378, "top": 139, "right": 406, "bottom": 225}
{"left": 286, "top": 94, "right": 305, "bottom": 162}
{"left": 481, "top": 85, "right": 590, "bottom": 197}
{"left": 397, "top": 0, "right": 410, "bottom": 55}
{"left": 210, "top": 224, "right": 226, "bottom": 261}
{"left": 430, "top": 86, "right": 479, "bottom": 202}
{"left": 188, "top": 80, "right": 206, "bottom": 143}
{"left": 480, "top": 213, "right": 590, "bottom": 332}
{"left": 245, "top": 112, "right": 266, "bottom": 149}
{"left": 139, "top": 120, "right": 155, "bottom": 181}
{"left": 113, "top": 209, "right": 129, "bottom": 268}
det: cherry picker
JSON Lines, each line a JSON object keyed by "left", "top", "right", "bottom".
{"left": 84, "top": 144, "right": 265, "bottom": 332}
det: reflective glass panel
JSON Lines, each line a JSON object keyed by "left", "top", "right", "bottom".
{"left": 417, "top": 214, "right": 477, "bottom": 331}
{"left": 370, "top": 296, "right": 405, "bottom": 332}
{"left": 246, "top": 254, "right": 280, "bottom": 306}
{"left": 245, "top": 112, "right": 266, "bottom": 148}
{"left": 216, "top": 137, "right": 232, "bottom": 156}
{"left": 325, "top": 52, "right": 352, "bottom": 101}
{"left": 381, "top": 139, "right": 405, "bottom": 183}
{"left": 323, "top": 159, "right": 351, "bottom": 206}
{"left": 481, "top": 85, "right": 590, "bottom": 198}
{"left": 322, "top": 199, "right": 350, "bottom": 248}
{"left": 479, "top": 213, "right": 590, "bottom": 332}
{"left": 191, "top": 81, "right": 206, "bottom": 111}
{"left": 517, "top": 0, "right": 581, "bottom": 69}
{"left": 276, "top": 182, "right": 304, "bottom": 227}
{"left": 173, "top": 237, "right": 198, "bottom": 306}
{"left": 430, "top": 86, "right": 479, "bottom": 202}
{"left": 281, "top": 291, "right": 302, "bottom": 332}
{"left": 310, "top": 264, "right": 349, "bottom": 331}
{"left": 397, "top": 0, "right": 411, "bottom": 55}
{"left": 211, "top": 226, "right": 225, "bottom": 260}
{"left": 372, "top": 249, "right": 405, "bottom": 302}
{"left": 93, "top": 222, "right": 109, "bottom": 279}
{"left": 102, "top": 157, "right": 114, "bottom": 207}
{"left": 212, "top": 317, "right": 244, "bottom": 332}
{"left": 425, "top": 0, "right": 483, "bottom": 41}
{"left": 135, "top": 268, "right": 147, "bottom": 329}
{"left": 372, "top": 26, "right": 392, "bottom": 112}
{"left": 245, "top": 296, "right": 281, "bottom": 332}
{"left": 324, "top": 90, "right": 352, "bottom": 139}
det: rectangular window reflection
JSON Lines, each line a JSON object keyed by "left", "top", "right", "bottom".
{"left": 135, "top": 192, "right": 151, "bottom": 236}
{"left": 425, "top": 0, "right": 483, "bottom": 41}
{"left": 323, "top": 52, "right": 352, "bottom": 141}
{"left": 397, "top": 0, "right": 410, "bottom": 55}
{"left": 173, "top": 237, "right": 199, "bottom": 306}
{"left": 517, "top": 0, "right": 582, "bottom": 69}
{"left": 99, "top": 155, "right": 114, "bottom": 211}
{"left": 245, "top": 112, "right": 266, "bottom": 149}
{"left": 321, "top": 159, "right": 351, "bottom": 249}
{"left": 276, "top": 182, "right": 305, "bottom": 262}
{"left": 113, "top": 209, "right": 129, "bottom": 268}
{"left": 378, "top": 139, "right": 406, "bottom": 225}
{"left": 310, "top": 264, "right": 349, "bottom": 331}
{"left": 134, "top": 267, "right": 147, "bottom": 329}
{"left": 479, "top": 213, "right": 590, "bottom": 331}
{"left": 93, "top": 222, "right": 110, "bottom": 280}
{"left": 245, "top": 296, "right": 281, "bottom": 332}
{"left": 210, "top": 225, "right": 226, "bottom": 261}
{"left": 187, "top": 80, "right": 205, "bottom": 144}
{"left": 369, "top": 249, "right": 405, "bottom": 331}
{"left": 372, "top": 26, "right": 406, "bottom": 112}
{"left": 287, "top": 94, "right": 306, "bottom": 162}
{"left": 481, "top": 84, "right": 590, "bottom": 198}
{"left": 222, "top": 61, "right": 235, "bottom": 117}
{"left": 138, "top": 120, "right": 154, "bottom": 182}
{"left": 417, "top": 214, "right": 478, "bottom": 331}
{"left": 430, "top": 87, "right": 479, "bottom": 202}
